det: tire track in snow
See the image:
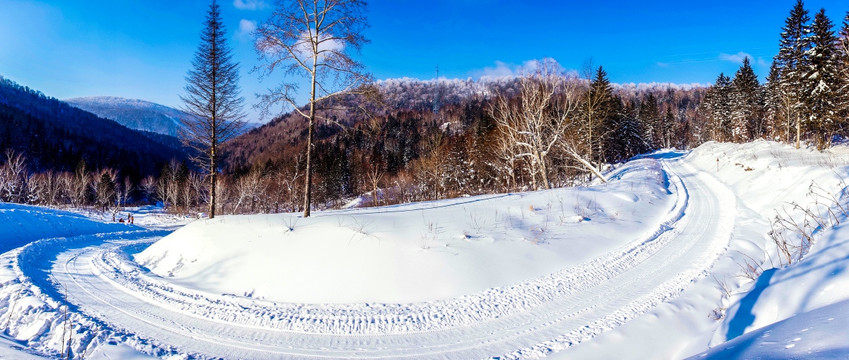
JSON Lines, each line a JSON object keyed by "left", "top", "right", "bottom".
{"left": 42, "top": 156, "right": 736, "bottom": 359}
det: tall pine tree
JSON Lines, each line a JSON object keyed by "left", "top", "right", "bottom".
{"left": 804, "top": 8, "right": 840, "bottom": 149}
{"left": 639, "top": 93, "right": 660, "bottom": 149}
{"left": 836, "top": 11, "right": 849, "bottom": 137}
{"left": 181, "top": 0, "right": 245, "bottom": 218}
{"left": 764, "top": 62, "right": 784, "bottom": 140}
{"left": 730, "top": 57, "right": 762, "bottom": 142}
{"left": 775, "top": 0, "right": 811, "bottom": 148}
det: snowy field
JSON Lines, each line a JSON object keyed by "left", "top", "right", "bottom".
{"left": 1, "top": 140, "right": 848, "bottom": 359}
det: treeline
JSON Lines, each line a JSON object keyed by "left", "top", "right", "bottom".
{"left": 220, "top": 67, "right": 705, "bottom": 213}
{"left": 698, "top": 1, "right": 849, "bottom": 149}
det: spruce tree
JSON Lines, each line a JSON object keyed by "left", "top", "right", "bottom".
{"left": 775, "top": 0, "right": 811, "bottom": 148}
{"left": 730, "top": 57, "right": 762, "bottom": 142}
{"left": 836, "top": 12, "right": 849, "bottom": 137}
{"left": 639, "top": 93, "right": 660, "bottom": 149}
{"left": 587, "top": 67, "right": 615, "bottom": 165}
{"left": 805, "top": 8, "right": 840, "bottom": 149}
{"left": 662, "top": 107, "right": 676, "bottom": 148}
{"left": 181, "top": 0, "right": 245, "bottom": 218}
{"left": 706, "top": 73, "right": 733, "bottom": 142}
{"left": 764, "top": 62, "right": 784, "bottom": 140}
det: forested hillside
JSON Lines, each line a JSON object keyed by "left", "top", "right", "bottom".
{"left": 0, "top": 77, "right": 184, "bottom": 180}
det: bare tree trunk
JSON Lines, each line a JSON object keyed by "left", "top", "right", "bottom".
{"left": 795, "top": 113, "right": 801, "bottom": 149}
{"left": 210, "top": 147, "right": 216, "bottom": 218}
{"left": 303, "top": 55, "right": 317, "bottom": 218}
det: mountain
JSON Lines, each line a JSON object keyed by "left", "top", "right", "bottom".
{"left": 64, "top": 96, "right": 189, "bottom": 137}
{"left": 0, "top": 76, "right": 185, "bottom": 180}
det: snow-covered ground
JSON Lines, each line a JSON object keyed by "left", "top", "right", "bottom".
{"left": 1, "top": 140, "right": 848, "bottom": 359}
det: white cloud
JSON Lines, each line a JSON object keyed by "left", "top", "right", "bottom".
{"left": 238, "top": 19, "right": 257, "bottom": 37}
{"left": 719, "top": 51, "right": 753, "bottom": 64}
{"left": 473, "top": 58, "right": 564, "bottom": 80}
{"left": 233, "top": 0, "right": 267, "bottom": 10}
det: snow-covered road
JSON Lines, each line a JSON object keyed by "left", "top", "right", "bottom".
{"left": 37, "top": 155, "right": 736, "bottom": 359}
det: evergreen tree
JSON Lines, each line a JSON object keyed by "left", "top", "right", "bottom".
{"left": 662, "top": 107, "right": 676, "bottom": 148}
{"left": 606, "top": 97, "right": 645, "bottom": 161}
{"left": 705, "top": 73, "right": 732, "bottom": 142}
{"left": 730, "top": 57, "right": 762, "bottom": 142}
{"left": 804, "top": 8, "right": 840, "bottom": 149}
{"left": 836, "top": 12, "right": 849, "bottom": 137}
{"left": 775, "top": 0, "right": 811, "bottom": 148}
{"left": 639, "top": 93, "right": 660, "bottom": 149}
{"left": 586, "top": 66, "right": 615, "bottom": 165}
{"left": 181, "top": 0, "right": 245, "bottom": 218}
{"left": 764, "top": 62, "right": 784, "bottom": 140}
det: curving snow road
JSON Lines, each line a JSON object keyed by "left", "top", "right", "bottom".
{"left": 41, "top": 156, "right": 735, "bottom": 359}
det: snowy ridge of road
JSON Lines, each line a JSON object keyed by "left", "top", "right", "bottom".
{"left": 58, "top": 158, "right": 690, "bottom": 337}
{"left": 506, "top": 159, "right": 737, "bottom": 359}
{"left": 34, "top": 155, "right": 739, "bottom": 359}
{"left": 0, "top": 230, "right": 178, "bottom": 358}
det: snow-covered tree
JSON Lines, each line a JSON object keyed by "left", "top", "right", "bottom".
{"left": 763, "top": 62, "right": 785, "bottom": 140}
{"left": 181, "top": 0, "right": 245, "bottom": 219}
{"left": 836, "top": 11, "right": 849, "bottom": 136}
{"left": 775, "top": 0, "right": 812, "bottom": 148}
{"left": 0, "top": 149, "right": 28, "bottom": 203}
{"left": 702, "top": 73, "right": 732, "bottom": 142}
{"left": 730, "top": 57, "right": 762, "bottom": 142}
{"left": 804, "top": 8, "right": 840, "bottom": 149}
{"left": 639, "top": 93, "right": 660, "bottom": 148}
{"left": 581, "top": 66, "right": 615, "bottom": 166}
{"left": 489, "top": 61, "right": 606, "bottom": 190}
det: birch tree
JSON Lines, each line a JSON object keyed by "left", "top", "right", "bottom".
{"left": 489, "top": 60, "right": 606, "bottom": 190}
{"left": 255, "top": 0, "right": 371, "bottom": 217}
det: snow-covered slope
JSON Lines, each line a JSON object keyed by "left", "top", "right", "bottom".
{"left": 136, "top": 156, "right": 677, "bottom": 304}
{"left": 562, "top": 140, "right": 849, "bottom": 359}
{"left": 2, "top": 141, "right": 849, "bottom": 359}
{"left": 64, "top": 96, "right": 188, "bottom": 137}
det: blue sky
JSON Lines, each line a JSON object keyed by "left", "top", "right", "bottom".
{"left": 1, "top": 0, "right": 848, "bottom": 123}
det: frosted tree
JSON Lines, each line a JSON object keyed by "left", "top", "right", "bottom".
{"left": 730, "top": 57, "right": 762, "bottom": 142}
{"left": 837, "top": 12, "right": 849, "bottom": 134}
{"left": 639, "top": 93, "right": 660, "bottom": 148}
{"left": 181, "top": 0, "right": 245, "bottom": 218}
{"left": 581, "top": 65, "right": 614, "bottom": 167}
{"left": 804, "top": 8, "right": 840, "bottom": 149}
{"left": 763, "top": 62, "right": 785, "bottom": 140}
{"left": 704, "top": 74, "right": 733, "bottom": 142}
{"left": 489, "top": 60, "right": 606, "bottom": 189}
{"left": 255, "top": 0, "right": 372, "bottom": 217}
{"left": 0, "top": 149, "right": 28, "bottom": 203}
{"left": 775, "top": 0, "right": 811, "bottom": 148}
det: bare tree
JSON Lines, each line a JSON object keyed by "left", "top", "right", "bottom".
{"left": 140, "top": 176, "right": 157, "bottom": 204}
{"left": 181, "top": 0, "right": 245, "bottom": 219}
{"left": 69, "top": 160, "right": 90, "bottom": 207}
{"left": 92, "top": 168, "right": 118, "bottom": 211}
{"left": 489, "top": 60, "right": 607, "bottom": 190}
{"left": 255, "top": 0, "right": 371, "bottom": 217}
{"left": 0, "top": 149, "right": 28, "bottom": 202}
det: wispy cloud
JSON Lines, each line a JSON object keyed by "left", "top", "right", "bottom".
{"left": 472, "top": 59, "right": 564, "bottom": 80}
{"left": 238, "top": 19, "right": 257, "bottom": 38}
{"left": 233, "top": 0, "right": 267, "bottom": 10}
{"left": 719, "top": 51, "right": 753, "bottom": 64}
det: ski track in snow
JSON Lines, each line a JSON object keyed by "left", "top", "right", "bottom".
{"left": 11, "top": 156, "right": 736, "bottom": 359}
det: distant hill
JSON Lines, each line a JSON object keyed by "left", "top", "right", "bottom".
{"left": 64, "top": 96, "right": 189, "bottom": 137}
{"left": 0, "top": 76, "right": 185, "bottom": 180}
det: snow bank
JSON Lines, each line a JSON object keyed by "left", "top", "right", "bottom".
{"left": 563, "top": 140, "right": 849, "bottom": 359}
{"left": 0, "top": 203, "right": 135, "bottom": 254}
{"left": 136, "top": 157, "right": 677, "bottom": 304}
